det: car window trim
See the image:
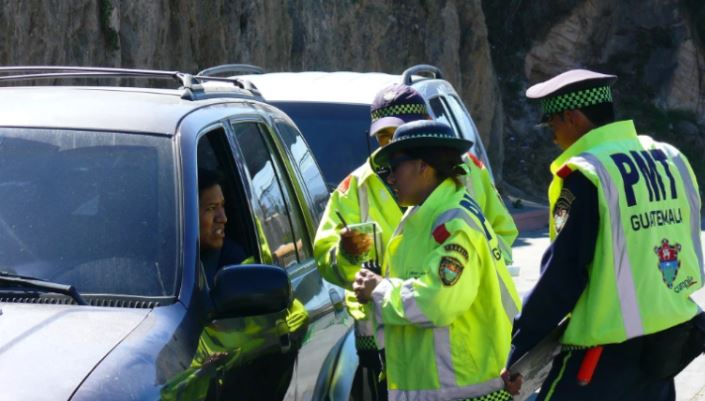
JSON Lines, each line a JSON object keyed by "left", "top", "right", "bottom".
{"left": 226, "top": 118, "right": 311, "bottom": 269}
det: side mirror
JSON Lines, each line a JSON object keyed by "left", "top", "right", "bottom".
{"left": 211, "top": 264, "right": 291, "bottom": 318}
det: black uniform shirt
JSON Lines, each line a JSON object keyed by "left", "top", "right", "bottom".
{"left": 508, "top": 171, "right": 599, "bottom": 366}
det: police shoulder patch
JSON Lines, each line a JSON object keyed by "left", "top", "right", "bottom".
{"left": 444, "top": 243, "right": 469, "bottom": 262}
{"left": 553, "top": 187, "right": 576, "bottom": 234}
{"left": 439, "top": 256, "right": 464, "bottom": 286}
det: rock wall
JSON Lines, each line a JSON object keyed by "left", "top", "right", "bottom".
{"left": 0, "top": 0, "right": 702, "bottom": 199}
{"left": 483, "top": 0, "right": 705, "bottom": 199}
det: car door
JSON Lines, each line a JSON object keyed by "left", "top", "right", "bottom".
{"left": 160, "top": 124, "right": 293, "bottom": 401}
{"left": 270, "top": 117, "right": 351, "bottom": 400}
{"left": 228, "top": 118, "right": 348, "bottom": 401}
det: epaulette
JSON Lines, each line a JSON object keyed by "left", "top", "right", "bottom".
{"left": 556, "top": 165, "right": 574, "bottom": 179}
{"left": 466, "top": 152, "right": 485, "bottom": 169}
{"left": 337, "top": 175, "right": 352, "bottom": 193}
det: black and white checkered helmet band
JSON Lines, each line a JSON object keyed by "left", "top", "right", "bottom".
{"left": 541, "top": 86, "right": 613, "bottom": 115}
{"left": 371, "top": 103, "right": 427, "bottom": 122}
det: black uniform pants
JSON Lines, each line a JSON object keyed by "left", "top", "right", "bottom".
{"left": 536, "top": 340, "right": 675, "bottom": 401}
{"left": 354, "top": 347, "right": 388, "bottom": 401}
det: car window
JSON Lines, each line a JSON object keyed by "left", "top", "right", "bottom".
{"left": 272, "top": 101, "right": 372, "bottom": 188}
{"left": 429, "top": 96, "right": 464, "bottom": 140}
{"left": 230, "top": 122, "right": 309, "bottom": 268}
{"left": 196, "top": 127, "right": 259, "bottom": 266}
{"left": 444, "top": 95, "right": 489, "bottom": 165}
{"left": 0, "top": 128, "right": 177, "bottom": 296}
{"left": 273, "top": 119, "right": 329, "bottom": 223}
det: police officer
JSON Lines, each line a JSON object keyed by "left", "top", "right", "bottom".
{"left": 314, "top": 84, "right": 429, "bottom": 400}
{"left": 354, "top": 120, "right": 521, "bottom": 401}
{"left": 315, "top": 84, "right": 520, "bottom": 400}
{"left": 507, "top": 69, "right": 705, "bottom": 401}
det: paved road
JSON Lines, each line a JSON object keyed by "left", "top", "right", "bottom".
{"left": 510, "top": 229, "right": 705, "bottom": 401}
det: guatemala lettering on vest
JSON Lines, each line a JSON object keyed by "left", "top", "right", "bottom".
{"left": 610, "top": 148, "right": 681, "bottom": 232}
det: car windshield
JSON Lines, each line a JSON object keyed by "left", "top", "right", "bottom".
{"left": 272, "top": 101, "right": 373, "bottom": 187}
{"left": 0, "top": 128, "right": 178, "bottom": 297}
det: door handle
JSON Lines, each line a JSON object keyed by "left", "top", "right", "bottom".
{"left": 328, "top": 288, "right": 344, "bottom": 313}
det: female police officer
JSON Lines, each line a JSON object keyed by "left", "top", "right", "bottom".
{"left": 353, "top": 120, "right": 520, "bottom": 401}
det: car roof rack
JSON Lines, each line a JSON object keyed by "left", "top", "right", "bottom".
{"left": 0, "top": 66, "right": 263, "bottom": 101}
{"left": 197, "top": 64, "right": 265, "bottom": 77}
{"left": 401, "top": 64, "right": 444, "bottom": 85}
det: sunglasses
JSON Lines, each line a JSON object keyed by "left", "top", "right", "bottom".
{"left": 387, "top": 155, "right": 417, "bottom": 173}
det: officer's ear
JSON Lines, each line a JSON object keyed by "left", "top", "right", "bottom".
{"left": 418, "top": 159, "right": 434, "bottom": 178}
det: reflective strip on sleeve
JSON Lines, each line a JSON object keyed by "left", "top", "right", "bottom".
{"left": 433, "top": 208, "right": 518, "bottom": 324}
{"left": 358, "top": 184, "right": 369, "bottom": 223}
{"left": 462, "top": 173, "right": 477, "bottom": 198}
{"left": 399, "top": 280, "right": 434, "bottom": 328}
{"left": 573, "top": 154, "right": 644, "bottom": 338}
{"left": 371, "top": 278, "right": 394, "bottom": 324}
{"left": 328, "top": 246, "right": 348, "bottom": 284}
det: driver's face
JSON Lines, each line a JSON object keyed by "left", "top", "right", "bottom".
{"left": 199, "top": 184, "right": 227, "bottom": 251}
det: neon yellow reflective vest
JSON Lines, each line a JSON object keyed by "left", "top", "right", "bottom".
{"left": 371, "top": 179, "right": 521, "bottom": 401}
{"left": 461, "top": 153, "right": 518, "bottom": 264}
{"left": 314, "top": 160, "right": 403, "bottom": 343}
{"left": 548, "top": 120, "right": 703, "bottom": 346}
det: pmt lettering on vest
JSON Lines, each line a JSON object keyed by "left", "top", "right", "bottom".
{"left": 610, "top": 149, "right": 678, "bottom": 207}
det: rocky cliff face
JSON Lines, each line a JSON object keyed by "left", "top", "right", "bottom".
{"left": 0, "top": 0, "right": 702, "bottom": 199}
{"left": 483, "top": 0, "right": 705, "bottom": 198}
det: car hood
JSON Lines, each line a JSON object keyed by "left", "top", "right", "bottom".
{"left": 0, "top": 303, "right": 151, "bottom": 401}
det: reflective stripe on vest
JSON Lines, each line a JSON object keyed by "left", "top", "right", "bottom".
{"left": 432, "top": 209, "right": 519, "bottom": 324}
{"left": 354, "top": 317, "right": 376, "bottom": 337}
{"left": 388, "top": 376, "right": 504, "bottom": 401}
{"left": 571, "top": 154, "right": 644, "bottom": 338}
{"left": 661, "top": 145, "right": 705, "bottom": 282}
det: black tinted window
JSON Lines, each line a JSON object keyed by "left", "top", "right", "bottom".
{"left": 274, "top": 120, "right": 328, "bottom": 222}
{"left": 0, "top": 129, "right": 177, "bottom": 296}
{"left": 272, "top": 102, "right": 372, "bottom": 187}
{"left": 231, "top": 122, "right": 307, "bottom": 268}
{"left": 429, "top": 96, "right": 462, "bottom": 139}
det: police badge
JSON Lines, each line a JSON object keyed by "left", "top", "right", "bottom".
{"left": 439, "top": 256, "right": 463, "bottom": 286}
{"left": 654, "top": 238, "right": 681, "bottom": 289}
{"left": 553, "top": 188, "right": 576, "bottom": 234}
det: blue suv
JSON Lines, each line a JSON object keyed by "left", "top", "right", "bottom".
{"left": 0, "top": 67, "right": 357, "bottom": 401}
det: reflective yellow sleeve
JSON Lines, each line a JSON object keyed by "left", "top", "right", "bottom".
{"left": 466, "top": 161, "right": 518, "bottom": 263}
{"left": 313, "top": 176, "right": 363, "bottom": 289}
{"left": 371, "top": 229, "right": 481, "bottom": 327}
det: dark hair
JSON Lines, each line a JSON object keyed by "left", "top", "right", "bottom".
{"left": 405, "top": 147, "right": 466, "bottom": 182}
{"left": 198, "top": 169, "right": 223, "bottom": 194}
{"left": 578, "top": 101, "right": 615, "bottom": 127}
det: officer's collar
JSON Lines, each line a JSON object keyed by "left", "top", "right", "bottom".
{"left": 550, "top": 119, "right": 637, "bottom": 175}
{"left": 407, "top": 178, "right": 458, "bottom": 223}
